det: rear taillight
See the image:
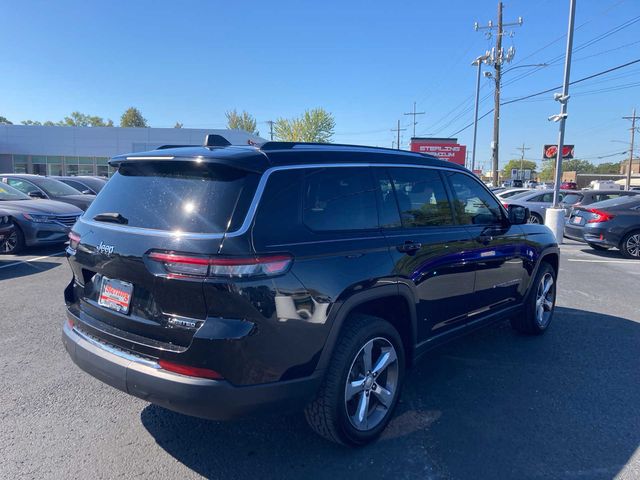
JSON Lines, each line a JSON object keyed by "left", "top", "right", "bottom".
{"left": 586, "top": 209, "right": 614, "bottom": 224}
{"left": 148, "top": 251, "right": 293, "bottom": 278}
{"left": 68, "top": 231, "right": 81, "bottom": 250}
{"left": 158, "top": 359, "right": 223, "bottom": 380}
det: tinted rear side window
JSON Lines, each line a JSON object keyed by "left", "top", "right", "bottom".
{"left": 303, "top": 167, "right": 378, "bottom": 231}
{"left": 385, "top": 167, "right": 454, "bottom": 228}
{"left": 84, "top": 161, "right": 257, "bottom": 233}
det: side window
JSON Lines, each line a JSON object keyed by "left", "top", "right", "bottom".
{"left": 7, "top": 179, "right": 38, "bottom": 194}
{"left": 372, "top": 168, "right": 402, "bottom": 228}
{"left": 303, "top": 167, "right": 378, "bottom": 231}
{"left": 64, "top": 180, "right": 86, "bottom": 192}
{"left": 445, "top": 172, "right": 503, "bottom": 225}
{"left": 386, "top": 168, "right": 454, "bottom": 227}
{"left": 253, "top": 169, "right": 302, "bottom": 243}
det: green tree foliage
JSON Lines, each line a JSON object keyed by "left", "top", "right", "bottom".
{"left": 538, "top": 158, "right": 621, "bottom": 180}
{"left": 225, "top": 110, "right": 257, "bottom": 134}
{"left": 0, "top": 116, "right": 12, "bottom": 125}
{"left": 120, "top": 107, "right": 148, "bottom": 128}
{"left": 593, "top": 162, "right": 621, "bottom": 174}
{"left": 274, "top": 108, "right": 335, "bottom": 143}
{"left": 20, "top": 112, "right": 113, "bottom": 127}
{"left": 501, "top": 159, "right": 538, "bottom": 178}
{"left": 174, "top": 121, "right": 183, "bottom": 128}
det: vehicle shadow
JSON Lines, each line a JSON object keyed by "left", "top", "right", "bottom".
{"left": 0, "top": 261, "right": 61, "bottom": 281}
{"left": 141, "top": 307, "right": 640, "bottom": 479}
{"left": 576, "top": 246, "right": 626, "bottom": 259}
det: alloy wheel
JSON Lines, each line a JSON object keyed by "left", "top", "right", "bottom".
{"left": 344, "top": 337, "right": 399, "bottom": 431}
{"left": 535, "top": 272, "right": 555, "bottom": 327}
{"left": 1, "top": 231, "right": 18, "bottom": 253}
{"left": 528, "top": 215, "right": 541, "bottom": 224}
{"left": 625, "top": 234, "right": 640, "bottom": 257}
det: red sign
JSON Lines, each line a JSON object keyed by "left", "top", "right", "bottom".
{"left": 410, "top": 140, "right": 466, "bottom": 165}
{"left": 543, "top": 144, "right": 574, "bottom": 159}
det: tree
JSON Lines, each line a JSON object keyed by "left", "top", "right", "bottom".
{"left": 21, "top": 120, "right": 43, "bottom": 125}
{"left": 58, "top": 111, "right": 113, "bottom": 127}
{"left": 594, "top": 162, "right": 621, "bottom": 174}
{"left": 500, "top": 159, "right": 537, "bottom": 179}
{"left": 225, "top": 110, "right": 257, "bottom": 134}
{"left": 274, "top": 108, "right": 335, "bottom": 143}
{"left": 0, "top": 116, "right": 12, "bottom": 125}
{"left": 561, "top": 159, "right": 595, "bottom": 173}
{"left": 120, "top": 107, "right": 148, "bottom": 127}
{"left": 174, "top": 121, "right": 183, "bottom": 128}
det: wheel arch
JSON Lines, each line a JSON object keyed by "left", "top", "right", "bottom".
{"left": 316, "top": 284, "right": 417, "bottom": 372}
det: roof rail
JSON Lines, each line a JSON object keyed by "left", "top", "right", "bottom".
{"left": 204, "top": 134, "right": 231, "bottom": 147}
{"left": 259, "top": 141, "right": 421, "bottom": 154}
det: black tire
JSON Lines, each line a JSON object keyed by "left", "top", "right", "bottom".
{"left": 620, "top": 230, "right": 640, "bottom": 259}
{"left": 0, "top": 225, "right": 24, "bottom": 254}
{"left": 304, "top": 314, "right": 405, "bottom": 446}
{"left": 528, "top": 213, "right": 543, "bottom": 224}
{"left": 511, "top": 262, "right": 557, "bottom": 335}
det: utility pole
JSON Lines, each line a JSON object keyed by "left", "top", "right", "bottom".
{"left": 516, "top": 143, "right": 530, "bottom": 180}
{"left": 391, "top": 120, "right": 406, "bottom": 150}
{"left": 623, "top": 108, "right": 638, "bottom": 190}
{"left": 266, "top": 120, "right": 274, "bottom": 141}
{"left": 475, "top": 2, "right": 523, "bottom": 186}
{"left": 403, "top": 102, "right": 425, "bottom": 139}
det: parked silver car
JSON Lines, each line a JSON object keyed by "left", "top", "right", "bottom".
{"left": 495, "top": 188, "right": 531, "bottom": 200}
{"left": 502, "top": 189, "right": 573, "bottom": 224}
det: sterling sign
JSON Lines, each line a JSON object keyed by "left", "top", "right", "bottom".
{"left": 410, "top": 138, "right": 466, "bottom": 165}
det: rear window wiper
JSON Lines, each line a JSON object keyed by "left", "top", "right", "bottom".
{"left": 93, "top": 212, "right": 128, "bottom": 224}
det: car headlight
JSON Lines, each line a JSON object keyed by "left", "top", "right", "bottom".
{"left": 23, "top": 213, "right": 53, "bottom": 223}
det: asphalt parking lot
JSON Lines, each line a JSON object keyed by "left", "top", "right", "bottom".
{"left": 1, "top": 241, "right": 639, "bottom": 480}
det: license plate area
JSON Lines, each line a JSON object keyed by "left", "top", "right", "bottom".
{"left": 572, "top": 216, "right": 583, "bottom": 224}
{"left": 98, "top": 277, "right": 133, "bottom": 314}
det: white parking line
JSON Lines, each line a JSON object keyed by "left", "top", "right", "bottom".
{"left": 0, "top": 251, "right": 65, "bottom": 270}
{"left": 567, "top": 258, "right": 638, "bottom": 264}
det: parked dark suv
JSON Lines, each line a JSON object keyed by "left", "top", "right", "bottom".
{"left": 62, "top": 141, "right": 559, "bottom": 445}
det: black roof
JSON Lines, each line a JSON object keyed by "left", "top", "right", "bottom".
{"left": 110, "top": 142, "right": 467, "bottom": 173}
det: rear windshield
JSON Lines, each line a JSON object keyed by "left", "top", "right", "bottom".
{"left": 84, "top": 161, "right": 257, "bottom": 233}
{"left": 561, "top": 193, "right": 583, "bottom": 205}
{"left": 589, "top": 195, "right": 640, "bottom": 209}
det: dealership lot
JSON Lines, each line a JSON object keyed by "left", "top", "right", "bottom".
{"left": 0, "top": 241, "right": 638, "bottom": 479}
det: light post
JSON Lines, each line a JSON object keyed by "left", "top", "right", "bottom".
{"left": 471, "top": 54, "right": 491, "bottom": 174}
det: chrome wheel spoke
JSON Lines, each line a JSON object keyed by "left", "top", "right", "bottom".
{"left": 543, "top": 298, "right": 553, "bottom": 311}
{"left": 346, "top": 378, "right": 365, "bottom": 401}
{"left": 355, "top": 392, "right": 369, "bottom": 429}
{"left": 362, "top": 341, "right": 373, "bottom": 373}
{"left": 372, "top": 347, "right": 397, "bottom": 377}
{"left": 372, "top": 384, "right": 393, "bottom": 408}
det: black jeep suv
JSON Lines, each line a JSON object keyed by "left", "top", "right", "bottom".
{"left": 62, "top": 141, "right": 559, "bottom": 445}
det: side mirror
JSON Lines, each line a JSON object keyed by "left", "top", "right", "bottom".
{"left": 28, "top": 191, "right": 46, "bottom": 199}
{"left": 508, "top": 204, "right": 530, "bottom": 225}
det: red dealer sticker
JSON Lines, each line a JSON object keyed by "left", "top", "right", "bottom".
{"left": 98, "top": 277, "right": 133, "bottom": 314}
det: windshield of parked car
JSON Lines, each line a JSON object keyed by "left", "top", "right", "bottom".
{"left": 32, "top": 177, "right": 84, "bottom": 196}
{"left": 561, "top": 193, "right": 583, "bottom": 205}
{"left": 0, "top": 183, "right": 31, "bottom": 201}
{"left": 589, "top": 196, "right": 640, "bottom": 209}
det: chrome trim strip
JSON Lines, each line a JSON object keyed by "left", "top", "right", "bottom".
{"left": 71, "top": 325, "right": 160, "bottom": 369}
{"left": 79, "top": 162, "right": 475, "bottom": 240}
{"left": 125, "top": 156, "right": 175, "bottom": 160}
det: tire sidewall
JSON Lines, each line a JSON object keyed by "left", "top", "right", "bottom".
{"left": 1, "top": 225, "right": 24, "bottom": 254}
{"left": 335, "top": 320, "right": 405, "bottom": 445}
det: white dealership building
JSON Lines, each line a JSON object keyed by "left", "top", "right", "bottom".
{"left": 0, "top": 125, "right": 265, "bottom": 177}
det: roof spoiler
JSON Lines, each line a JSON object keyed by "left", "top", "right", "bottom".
{"left": 204, "top": 134, "right": 232, "bottom": 147}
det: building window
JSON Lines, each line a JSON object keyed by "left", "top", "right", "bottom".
{"left": 78, "top": 156, "right": 95, "bottom": 175}
{"left": 13, "top": 155, "right": 28, "bottom": 173}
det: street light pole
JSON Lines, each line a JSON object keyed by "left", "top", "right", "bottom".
{"left": 471, "top": 56, "right": 486, "bottom": 174}
{"left": 551, "top": 0, "right": 576, "bottom": 208}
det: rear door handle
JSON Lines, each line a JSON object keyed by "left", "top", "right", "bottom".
{"left": 397, "top": 241, "right": 422, "bottom": 255}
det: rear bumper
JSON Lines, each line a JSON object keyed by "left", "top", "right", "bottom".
{"left": 62, "top": 314, "right": 322, "bottom": 421}
{"left": 563, "top": 223, "right": 586, "bottom": 242}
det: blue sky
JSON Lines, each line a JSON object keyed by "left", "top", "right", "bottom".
{"left": 1, "top": 0, "right": 638, "bottom": 172}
